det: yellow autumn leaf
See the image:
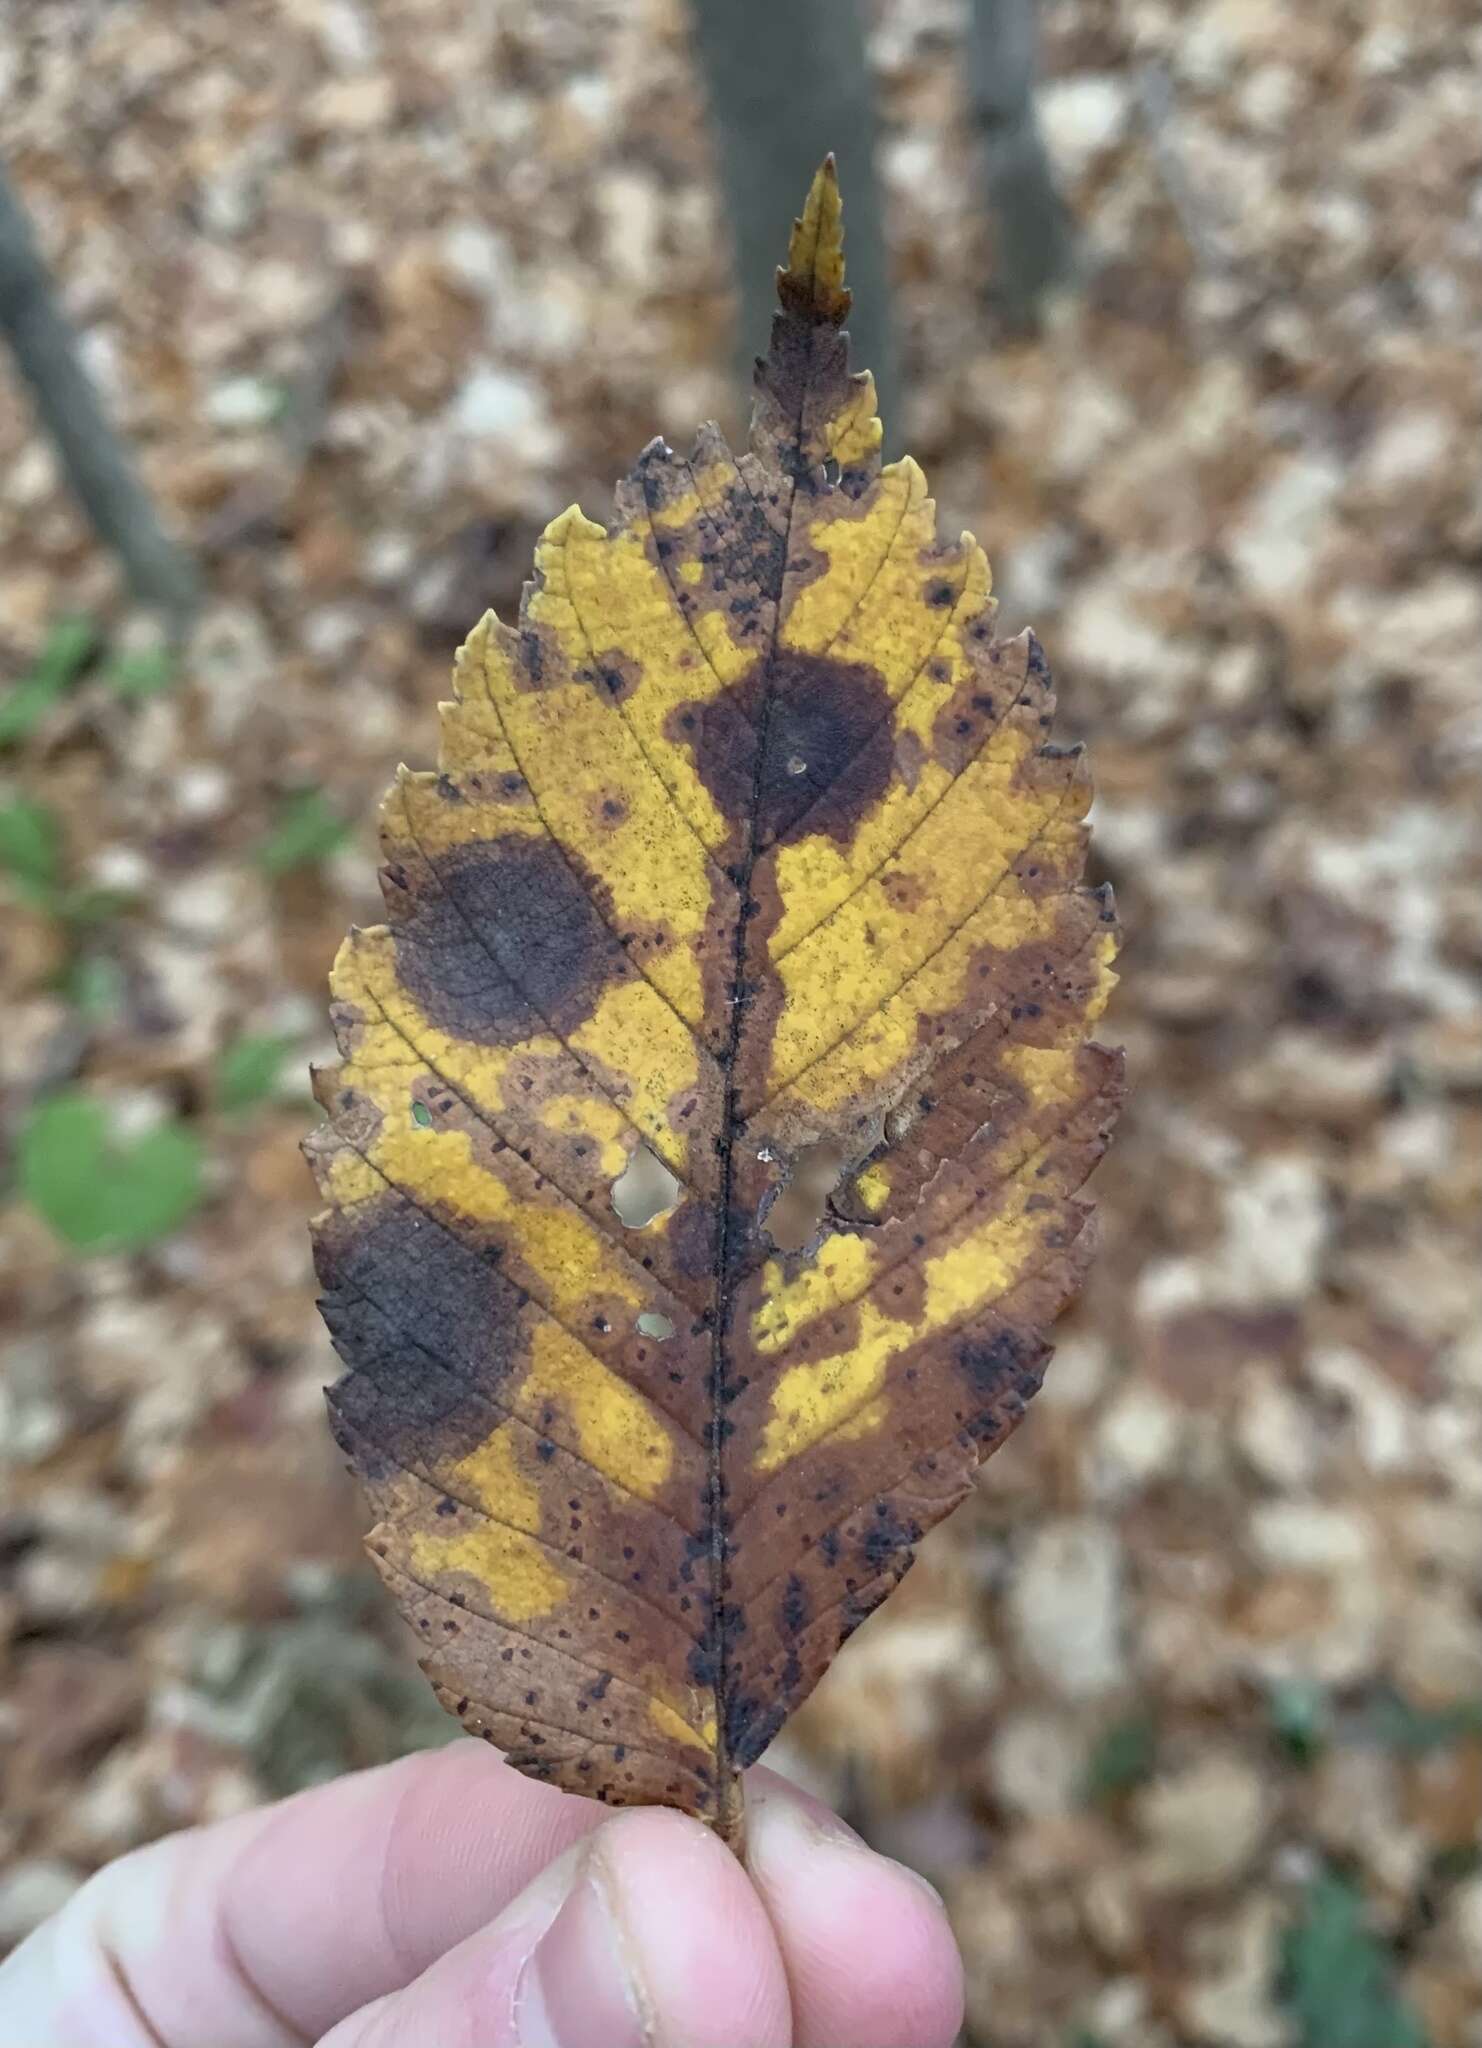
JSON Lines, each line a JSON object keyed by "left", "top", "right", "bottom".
{"left": 309, "top": 158, "right": 1123, "bottom": 1851}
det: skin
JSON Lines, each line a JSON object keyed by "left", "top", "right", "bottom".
{"left": 0, "top": 1739, "right": 965, "bottom": 2048}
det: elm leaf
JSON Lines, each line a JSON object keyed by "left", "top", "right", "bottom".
{"left": 310, "top": 161, "right": 1123, "bottom": 1850}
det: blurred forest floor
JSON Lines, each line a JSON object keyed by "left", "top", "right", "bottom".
{"left": 3, "top": 2, "right": 1481, "bottom": 2042}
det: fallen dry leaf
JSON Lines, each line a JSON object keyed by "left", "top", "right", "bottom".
{"left": 309, "top": 160, "right": 1122, "bottom": 1848}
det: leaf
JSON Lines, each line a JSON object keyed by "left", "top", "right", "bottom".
{"left": 255, "top": 788, "right": 352, "bottom": 877}
{"left": 1082, "top": 1711, "right": 1158, "bottom": 1802}
{"left": 60, "top": 950, "right": 127, "bottom": 1022}
{"left": 1279, "top": 1869, "right": 1428, "bottom": 2048}
{"left": 102, "top": 644, "right": 177, "bottom": 700}
{"left": 1361, "top": 1683, "right": 1482, "bottom": 1755}
{"left": 0, "top": 615, "right": 97, "bottom": 748}
{"left": 0, "top": 792, "right": 134, "bottom": 929}
{"left": 1267, "top": 1676, "right": 1329, "bottom": 1765}
{"left": 20, "top": 1090, "right": 205, "bottom": 1255}
{"left": 51, "top": 882, "right": 137, "bottom": 928}
{"left": 216, "top": 1029, "right": 302, "bottom": 1114}
{"left": 309, "top": 160, "right": 1123, "bottom": 1847}
{"left": 0, "top": 795, "right": 63, "bottom": 898}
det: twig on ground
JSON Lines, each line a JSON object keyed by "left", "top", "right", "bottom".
{"left": 0, "top": 159, "right": 200, "bottom": 624}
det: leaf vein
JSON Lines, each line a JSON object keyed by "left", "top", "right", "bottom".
{"left": 327, "top": 1141, "right": 710, "bottom": 1458}
{"left": 394, "top": 1460, "right": 704, "bottom": 1656}
{"left": 731, "top": 1216, "right": 1087, "bottom": 1556}
{"left": 770, "top": 654, "right": 1044, "bottom": 966}
{"left": 383, "top": 1566, "right": 713, "bottom": 1777}
{"left": 756, "top": 782, "right": 1083, "bottom": 1111}
{"left": 395, "top": 799, "right": 699, "bottom": 1187}
{"left": 348, "top": 968, "right": 701, "bottom": 1272}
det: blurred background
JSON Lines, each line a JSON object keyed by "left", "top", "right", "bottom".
{"left": 2, "top": 2, "right": 1480, "bottom": 2042}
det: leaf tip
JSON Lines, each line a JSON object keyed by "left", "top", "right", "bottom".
{"left": 779, "top": 155, "right": 850, "bottom": 324}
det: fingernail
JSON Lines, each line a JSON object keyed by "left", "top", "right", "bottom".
{"left": 747, "top": 1778, "right": 864, "bottom": 1849}
{"left": 514, "top": 1854, "right": 651, "bottom": 2048}
{"left": 749, "top": 1785, "right": 947, "bottom": 1910}
{"left": 878, "top": 1852, "right": 949, "bottom": 1912}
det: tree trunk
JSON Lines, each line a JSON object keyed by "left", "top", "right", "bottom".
{"left": 967, "top": 0, "right": 1074, "bottom": 324}
{"left": 686, "top": 0, "right": 899, "bottom": 443}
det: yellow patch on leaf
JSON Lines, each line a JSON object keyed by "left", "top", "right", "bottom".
{"left": 409, "top": 1427, "right": 568, "bottom": 1626}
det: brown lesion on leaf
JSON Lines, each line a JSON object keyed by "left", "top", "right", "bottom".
{"left": 670, "top": 650, "right": 896, "bottom": 859}
{"left": 399, "top": 1570, "right": 720, "bottom": 1812}
{"left": 878, "top": 870, "right": 929, "bottom": 916}
{"left": 387, "top": 830, "right": 637, "bottom": 1047}
{"left": 926, "top": 656, "right": 1030, "bottom": 778}
{"left": 308, "top": 1063, "right": 384, "bottom": 1155}
{"left": 663, "top": 1191, "right": 730, "bottom": 1292}
{"left": 839, "top": 1019, "right": 1123, "bottom": 1235}
{"left": 625, "top": 441, "right": 787, "bottom": 643}
{"left": 575, "top": 647, "right": 645, "bottom": 706}
{"left": 317, "top": 1191, "right": 533, "bottom": 1478}
{"left": 758, "top": 655, "right": 898, "bottom": 852}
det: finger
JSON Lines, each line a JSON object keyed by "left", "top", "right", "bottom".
{"left": 0, "top": 1738, "right": 602, "bottom": 2047}
{"left": 745, "top": 1771, "right": 966, "bottom": 2048}
{"left": 321, "top": 1804, "right": 793, "bottom": 2048}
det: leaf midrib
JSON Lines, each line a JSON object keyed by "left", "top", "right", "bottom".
{"left": 705, "top": 279, "right": 828, "bottom": 1842}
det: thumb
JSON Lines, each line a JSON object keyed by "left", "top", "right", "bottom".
{"left": 318, "top": 1805, "right": 793, "bottom": 2048}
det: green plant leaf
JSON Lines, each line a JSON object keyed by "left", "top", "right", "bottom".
{"left": 216, "top": 1030, "right": 301, "bottom": 1113}
{"left": 1268, "top": 1677, "right": 1330, "bottom": 1766}
{"left": 254, "top": 789, "right": 352, "bottom": 878}
{"left": 54, "top": 883, "right": 138, "bottom": 927}
{"left": 60, "top": 952, "right": 128, "bottom": 1021}
{"left": 0, "top": 796, "right": 62, "bottom": 897}
{"left": 0, "top": 616, "right": 98, "bottom": 747}
{"left": 103, "top": 645, "right": 177, "bottom": 700}
{"left": 1279, "top": 1870, "right": 1428, "bottom": 2048}
{"left": 19, "top": 1090, "right": 205, "bottom": 1255}
{"left": 0, "top": 806, "right": 136, "bottom": 927}
{"left": 1082, "top": 1712, "right": 1158, "bottom": 1803}
{"left": 1362, "top": 1685, "right": 1482, "bottom": 1755}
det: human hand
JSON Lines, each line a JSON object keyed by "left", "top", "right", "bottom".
{"left": 0, "top": 1738, "right": 964, "bottom": 2045}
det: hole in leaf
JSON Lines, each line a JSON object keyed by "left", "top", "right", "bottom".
{"left": 822, "top": 455, "right": 841, "bottom": 487}
{"left": 637, "top": 1310, "right": 674, "bottom": 1341}
{"left": 411, "top": 1100, "right": 433, "bottom": 1128}
{"left": 611, "top": 1146, "right": 680, "bottom": 1228}
{"left": 766, "top": 1140, "right": 847, "bottom": 1253}
{"left": 785, "top": 754, "right": 807, "bottom": 776}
